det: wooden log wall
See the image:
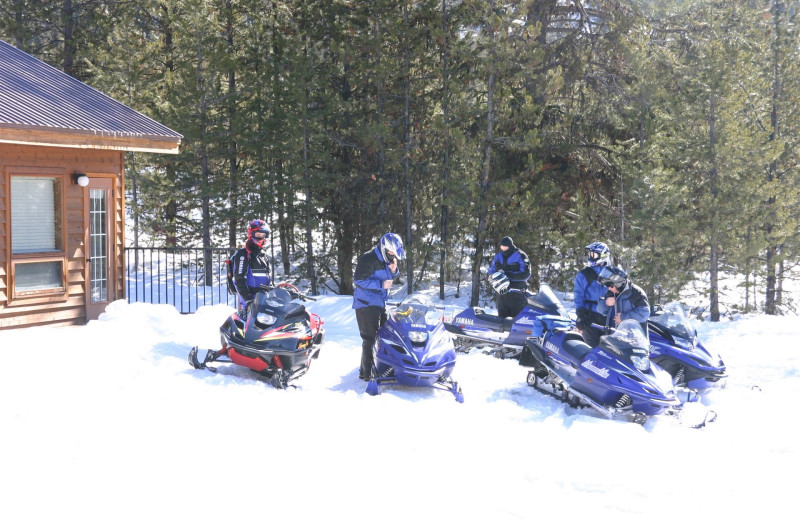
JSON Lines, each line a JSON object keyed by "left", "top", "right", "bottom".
{"left": 0, "top": 143, "right": 124, "bottom": 329}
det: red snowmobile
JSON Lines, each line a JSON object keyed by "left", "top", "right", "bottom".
{"left": 188, "top": 283, "right": 325, "bottom": 389}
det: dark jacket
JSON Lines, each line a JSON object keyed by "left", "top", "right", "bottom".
{"left": 595, "top": 281, "right": 650, "bottom": 328}
{"left": 352, "top": 246, "right": 399, "bottom": 309}
{"left": 230, "top": 241, "right": 271, "bottom": 303}
{"left": 488, "top": 247, "right": 531, "bottom": 289}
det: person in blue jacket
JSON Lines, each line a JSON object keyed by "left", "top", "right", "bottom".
{"left": 596, "top": 265, "right": 650, "bottom": 335}
{"left": 352, "top": 233, "right": 405, "bottom": 380}
{"left": 487, "top": 236, "right": 531, "bottom": 319}
{"left": 230, "top": 219, "right": 272, "bottom": 310}
{"left": 573, "top": 241, "right": 612, "bottom": 347}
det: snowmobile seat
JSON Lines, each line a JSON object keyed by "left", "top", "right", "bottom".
{"left": 562, "top": 338, "right": 592, "bottom": 361}
{"left": 471, "top": 310, "right": 506, "bottom": 327}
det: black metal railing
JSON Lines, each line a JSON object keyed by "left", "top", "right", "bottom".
{"left": 125, "top": 247, "right": 238, "bottom": 313}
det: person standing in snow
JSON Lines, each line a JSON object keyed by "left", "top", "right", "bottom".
{"left": 352, "top": 233, "right": 405, "bottom": 380}
{"left": 596, "top": 265, "right": 650, "bottom": 335}
{"left": 230, "top": 219, "right": 272, "bottom": 310}
{"left": 487, "top": 236, "right": 531, "bottom": 319}
{"left": 573, "top": 241, "right": 613, "bottom": 347}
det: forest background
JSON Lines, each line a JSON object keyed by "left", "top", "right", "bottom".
{"left": 2, "top": 0, "right": 800, "bottom": 321}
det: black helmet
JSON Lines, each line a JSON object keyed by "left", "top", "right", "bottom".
{"left": 597, "top": 266, "right": 628, "bottom": 291}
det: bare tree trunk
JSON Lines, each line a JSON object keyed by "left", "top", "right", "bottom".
{"left": 439, "top": 0, "right": 451, "bottom": 301}
{"left": 301, "top": 7, "right": 317, "bottom": 294}
{"left": 708, "top": 91, "right": 720, "bottom": 322}
{"left": 160, "top": 3, "right": 177, "bottom": 247}
{"left": 374, "top": 12, "right": 386, "bottom": 224}
{"left": 471, "top": 67, "right": 495, "bottom": 307}
{"left": 197, "top": 38, "right": 212, "bottom": 286}
{"left": 765, "top": 0, "right": 782, "bottom": 315}
{"left": 62, "top": 0, "right": 75, "bottom": 76}
{"left": 403, "top": 3, "right": 413, "bottom": 292}
{"left": 225, "top": 0, "right": 239, "bottom": 249}
{"left": 471, "top": 2, "right": 497, "bottom": 307}
{"left": 777, "top": 258, "right": 784, "bottom": 308}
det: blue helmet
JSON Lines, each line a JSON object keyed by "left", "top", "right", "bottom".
{"left": 598, "top": 266, "right": 628, "bottom": 291}
{"left": 585, "top": 241, "right": 611, "bottom": 267}
{"left": 379, "top": 233, "right": 405, "bottom": 263}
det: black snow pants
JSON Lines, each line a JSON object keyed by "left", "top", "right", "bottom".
{"left": 496, "top": 291, "right": 527, "bottom": 320}
{"left": 355, "top": 305, "right": 388, "bottom": 379}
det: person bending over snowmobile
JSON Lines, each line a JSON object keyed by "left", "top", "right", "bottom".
{"left": 595, "top": 265, "right": 650, "bottom": 340}
{"left": 352, "top": 233, "right": 404, "bottom": 380}
{"left": 574, "top": 241, "right": 613, "bottom": 347}
{"left": 230, "top": 219, "right": 272, "bottom": 310}
{"left": 487, "top": 236, "right": 531, "bottom": 319}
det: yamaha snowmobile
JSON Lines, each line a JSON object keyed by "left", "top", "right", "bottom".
{"left": 188, "top": 284, "right": 325, "bottom": 389}
{"left": 519, "top": 316, "right": 681, "bottom": 424}
{"left": 648, "top": 301, "right": 727, "bottom": 392}
{"left": 444, "top": 283, "right": 570, "bottom": 359}
{"left": 366, "top": 294, "right": 464, "bottom": 403}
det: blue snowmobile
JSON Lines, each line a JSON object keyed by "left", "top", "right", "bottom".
{"left": 648, "top": 301, "right": 727, "bottom": 392}
{"left": 444, "top": 282, "right": 570, "bottom": 359}
{"left": 520, "top": 316, "right": 681, "bottom": 424}
{"left": 366, "top": 294, "right": 464, "bottom": 403}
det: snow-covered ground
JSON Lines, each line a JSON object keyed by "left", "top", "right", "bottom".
{"left": 1, "top": 290, "right": 798, "bottom": 519}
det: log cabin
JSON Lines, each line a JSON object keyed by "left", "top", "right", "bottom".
{"left": 0, "top": 39, "right": 181, "bottom": 328}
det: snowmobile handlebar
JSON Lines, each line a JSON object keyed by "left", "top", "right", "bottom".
{"left": 255, "top": 283, "right": 318, "bottom": 302}
{"left": 590, "top": 322, "right": 615, "bottom": 332}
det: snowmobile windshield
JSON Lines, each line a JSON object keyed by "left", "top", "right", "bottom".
{"left": 649, "top": 301, "right": 695, "bottom": 340}
{"left": 393, "top": 294, "right": 443, "bottom": 327}
{"left": 598, "top": 320, "right": 651, "bottom": 371}
{"left": 527, "top": 284, "right": 569, "bottom": 318}
{"left": 254, "top": 288, "right": 293, "bottom": 309}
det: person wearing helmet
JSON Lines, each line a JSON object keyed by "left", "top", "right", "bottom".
{"left": 352, "top": 233, "right": 405, "bottom": 380}
{"left": 487, "top": 236, "right": 531, "bottom": 319}
{"left": 595, "top": 265, "right": 650, "bottom": 336}
{"left": 229, "top": 219, "right": 272, "bottom": 309}
{"left": 574, "top": 241, "right": 613, "bottom": 347}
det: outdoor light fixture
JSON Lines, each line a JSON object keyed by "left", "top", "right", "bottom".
{"left": 72, "top": 173, "right": 89, "bottom": 187}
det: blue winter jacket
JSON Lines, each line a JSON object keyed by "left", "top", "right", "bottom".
{"left": 573, "top": 265, "right": 607, "bottom": 312}
{"left": 595, "top": 282, "right": 650, "bottom": 328}
{"left": 488, "top": 248, "right": 531, "bottom": 289}
{"left": 352, "top": 246, "right": 399, "bottom": 309}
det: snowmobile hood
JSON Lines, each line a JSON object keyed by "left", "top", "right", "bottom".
{"left": 220, "top": 288, "right": 314, "bottom": 351}
{"left": 377, "top": 294, "right": 456, "bottom": 371}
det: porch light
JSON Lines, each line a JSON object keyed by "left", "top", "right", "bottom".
{"left": 72, "top": 173, "right": 89, "bottom": 187}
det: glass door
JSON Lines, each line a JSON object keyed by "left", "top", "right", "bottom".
{"left": 85, "top": 178, "right": 115, "bottom": 320}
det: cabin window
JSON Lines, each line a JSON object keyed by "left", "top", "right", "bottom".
{"left": 9, "top": 176, "right": 67, "bottom": 297}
